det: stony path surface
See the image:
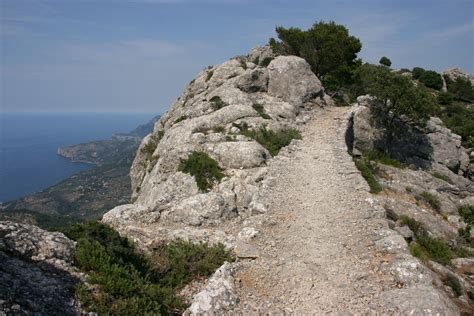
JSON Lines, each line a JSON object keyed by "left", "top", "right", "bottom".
{"left": 233, "top": 107, "right": 396, "bottom": 313}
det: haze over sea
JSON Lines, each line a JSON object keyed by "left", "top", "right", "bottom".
{"left": 0, "top": 112, "right": 153, "bottom": 203}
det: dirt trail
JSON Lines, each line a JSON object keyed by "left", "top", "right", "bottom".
{"left": 233, "top": 107, "right": 395, "bottom": 313}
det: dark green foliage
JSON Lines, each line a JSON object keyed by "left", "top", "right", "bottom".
{"left": 458, "top": 205, "right": 474, "bottom": 243}
{"left": 412, "top": 67, "right": 425, "bottom": 79}
{"left": 269, "top": 21, "right": 361, "bottom": 89}
{"left": 253, "top": 56, "right": 260, "bottom": 66}
{"left": 431, "top": 171, "right": 453, "bottom": 184}
{"left": 445, "top": 76, "right": 474, "bottom": 102}
{"left": 209, "top": 96, "right": 228, "bottom": 110}
{"left": 213, "top": 125, "right": 225, "bottom": 133}
{"left": 178, "top": 151, "right": 224, "bottom": 192}
{"left": 399, "top": 215, "right": 424, "bottom": 235}
{"left": 63, "top": 221, "right": 233, "bottom": 315}
{"left": 355, "top": 64, "right": 436, "bottom": 145}
{"left": 151, "top": 240, "right": 234, "bottom": 289}
{"left": 141, "top": 138, "right": 157, "bottom": 156}
{"left": 363, "top": 149, "right": 404, "bottom": 168}
{"left": 252, "top": 104, "right": 271, "bottom": 119}
{"left": 437, "top": 92, "right": 453, "bottom": 105}
{"left": 239, "top": 59, "right": 247, "bottom": 70}
{"left": 174, "top": 115, "right": 188, "bottom": 124}
{"left": 438, "top": 102, "right": 474, "bottom": 147}
{"left": 242, "top": 127, "right": 301, "bottom": 156}
{"left": 379, "top": 56, "right": 391, "bottom": 67}
{"left": 419, "top": 70, "right": 443, "bottom": 90}
{"left": 260, "top": 57, "right": 274, "bottom": 67}
{"left": 400, "top": 215, "right": 454, "bottom": 265}
{"left": 353, "top": 158, "right": 382, "bottom": 193}
{"left": 206, "top": 70, "right": 214, "bottom": 82}
{"left": 419, "top": 191, "right": 441, "bottom": 211}
{"left": 459, "top": 205, "right": 474, "bottom": 225}
{"left": 445, "top": 273, "right": 463, "bottom": 297}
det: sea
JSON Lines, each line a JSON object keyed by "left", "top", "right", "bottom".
{"left": 0, "top": 112, "right": 154, "bottom": 203}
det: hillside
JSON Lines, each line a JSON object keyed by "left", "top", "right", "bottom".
{"left": 1, "top": 115, "right": 160, "bottom": 226}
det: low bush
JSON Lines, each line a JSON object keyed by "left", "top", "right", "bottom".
{"left": 253, "top": 56, "right": 260, "bottom": 66}
{"left": 213, "top": 125, "right": 225, "bottom": 133}
{"left": 437, "top": 92, "right": 453, "bottom": 105}
{"left": 239, "top": 59, "right": 247, "bottom": 70}
{"left": 62, "top": 221, "right": 233, "bottom": 315}
{"left": 445, "top": 76, "right": 474, "bottom": 102}
{"left": 353, "top": 158, "right": 382, "bottom": 193}
{"left": 412, "top": 67, "right": 425, "bottom": 80}
{"left": 209, "top": 96, "right": 228, "bottom": 110}
{"left": 363, "top": 150, "right": 404, "bottom": 168}
{"left": 419, "top": 70, "right": 443, "bottom": 90}
{"left": 260, "top": 57, "right": 274, "bottom": 67}
{"left": 178, "top": 151, "right": 224, "bottom": 192}
{"left": 431, "top": 171, "right": 453, "bottom": 184}
{"left": 141, "top": 138, "right": 157, "bottom": 156}
{"left": 419, "top": 191, "right": 441, "bottom": 211}
{"left": 445, "top": 273, "right": 463, "bottom": 297}
{"left": 174, "top": 115, "right": 188, "bottom": 124}
{"left": 242, "top": 127, "right": 301, "bottom": 156}
{"left": 400, "top": 215, "right": 454, "bottom": 265}
{"left": 458, "top": 205, "right": 473, "bottom": 243}
{"left": 252, "top": 104, "right": 271, "bottom": 119}
{"left": 206, "top": 70, "right": 214, "bottom": 82}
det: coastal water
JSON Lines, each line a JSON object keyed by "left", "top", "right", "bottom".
{"left": 0, "top": 112, "right": 154, "bottom": 203}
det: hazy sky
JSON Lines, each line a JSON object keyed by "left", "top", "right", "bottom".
{"left": 1, "top": 0, "right": 473, "bottom": 113}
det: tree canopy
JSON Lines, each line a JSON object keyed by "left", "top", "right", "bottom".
{"left": 379, "top": 56, "right": 392, "bottom": 67}
{"left": 269, "top": 21, "right": 361, "bottom": 90}
{"left": 355, "top": 64, "right": 436, "bottom": 138}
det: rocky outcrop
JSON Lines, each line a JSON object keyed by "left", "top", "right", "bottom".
{"left": 105, "top": 47, "right": 327, "bottom": 232}
{"left": 349, "top": 95, "right": 471, "bottom": 177}
{"left": 0, "top": 221, "right": 82, "bottom": 315}
{"left": 443, "top": 68, "right": 474, "bottom": 86}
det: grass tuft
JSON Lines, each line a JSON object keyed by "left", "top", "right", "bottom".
{"left": 419, "top": 191, "right": 441, "bottom": 211}
{"left": 252, "top": 104, "right": 271, "bottom": 119}
{"left": 353, "top": 158, "right": 382, "bottom": 193}
{"left": 242, "top": 127, "right": 301, "bottom": 156}
{"left": 209, "top": 96, "right": 228, "bottom": 110}
{"left": 431, "top": 171, "right": 453, "bottom": 184}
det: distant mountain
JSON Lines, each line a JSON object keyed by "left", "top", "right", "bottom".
{"left": 1, "top": 114, "right": 160, "bottom": 226}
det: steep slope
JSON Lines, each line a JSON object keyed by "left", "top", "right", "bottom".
{"left": 102, "top": 46, "right": 458, "bottom": 313}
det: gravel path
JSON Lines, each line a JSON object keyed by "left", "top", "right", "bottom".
{"left": 233, "top": 107, "right": 396, "bottom": 313}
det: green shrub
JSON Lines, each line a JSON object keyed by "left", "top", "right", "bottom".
{"left": 419, "top": 191, "right": 441, "bottom": 211}
{"left": 419, "top": 70, "right": 443, "bottom": 90}
{"left": 260, "top": 57, "right": 274, "bottom": 67}
{"left": 206, "top": 70, "right": 214, "bottom": 82}
{"left": 438, "top": 102, "right": 474, "bottom": 147}
{"left": 412, "top": 67, "right": 425, "bottom": 80}
{"left": 353, "top": 158, "right": 382, "bottom": 193}
{"left": 437, "top": 92, "right": 453, "bottom": 105}
{"left": 459, "top": 205, "right": 474, "bottom": 225}
{"left": 253, "top": 56, "right": 260, "bottom": 65}
{"left": 445, "top": 273, "right": 463, "bottom": 297}
{"left": 409, "top": 242, "right": 429, "bottom": 262}
{"left": 141, "top": 138, "right": 157, "bottom": 156}
{"left": 213, "top": 125, "right": 225, "bottom": 133}
{"left": 178, "top": 151, "right": 224, "bottom": 192}
{"left": 445, "top": 76, "right": 474, "bottom": 102}
{"left": 399, "top": 215, "right": 424, "bottom": 235}
{"left": 239, "top": 59, "right": 247, "bottom": 70}
{"left": 242, "top": 127, "right": 301, "bottom": 156}
{"left": 62, "top": 221, "right": 233, "bottom": 315}
{"left": 252, "top": 104, "right": 271, "bottom": 119}
{"left": 363, "top": 149, "right": 404, "bottom": 168}
{"left": 379, "top": 56, "right": 391, "bottom": 67}
{"left": 416, "top": 234, "right": 454, "bottom": 265}
{"left": 431, "top": 171, "right": 453, "bottom": 184}
{"left": 209, "top": 96, "right": 228, "bottom": 110}
{"left": 151, "top": 239, "right": 234, "bottom": 288}
{"left": 174, "top": 115, "right": 188, "bottom": 124}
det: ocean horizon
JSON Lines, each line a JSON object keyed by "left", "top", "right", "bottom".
{"left": 0, "top": 112, "right": 155, "bottom": 203}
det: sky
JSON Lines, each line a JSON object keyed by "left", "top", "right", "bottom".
{"left": 1, "top": 0, "right": 473, "bottom": 114}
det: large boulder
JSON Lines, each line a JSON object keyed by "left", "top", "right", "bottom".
{"left": 443, "top": 68, "right": 474, "bottom": 86}
{"left": 0, "top": 221, "right": 81, "bottom": 315}
{"left": 267, "top": 56, "right": 323, "bottom": 106}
